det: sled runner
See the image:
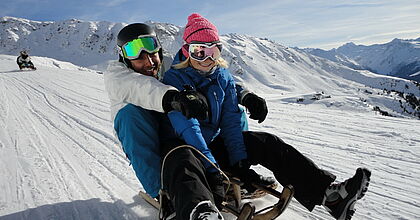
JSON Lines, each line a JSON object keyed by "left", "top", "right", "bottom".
{"left": 225, "top": 177, "right": 279, "bottom": 206}
{"left": 139, "top": 191, "right": 160, "bottom": 209}
{"left": 139, "top": 179, "right": 294, "bottom": 220}
{"left": 221, "top": 182, "right": 294, "bottom": 220}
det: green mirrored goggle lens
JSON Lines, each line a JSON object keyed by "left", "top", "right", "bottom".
{"left": 122, "top": 37, "right": 160, "bottom": 59}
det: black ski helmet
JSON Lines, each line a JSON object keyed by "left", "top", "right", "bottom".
{"left": 20, "top": 50, "right": 28, "bottom": 58}
{"left": 117, "top": 23, "right": 163, "bottom": 68}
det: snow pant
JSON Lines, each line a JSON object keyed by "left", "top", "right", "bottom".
{"left": 114, "top": 104, "right": 162, "bottom": 198}
{"left": 161, "top": 131, "right": 336, "bottom": 219}
{"left": 211, "top": 131, "right": 336, "bottom": 211}
{"left": 161, "top": 144, "right": 214, "bottom": 220}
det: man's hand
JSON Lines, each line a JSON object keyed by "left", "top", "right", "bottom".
{"left": 242, "top": 93, "right": 268, "bottom": 123}
{"left": 163, "top": 86, "right": 209, "bottom": 120}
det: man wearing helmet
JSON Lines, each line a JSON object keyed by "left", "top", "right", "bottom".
{"left": 17, "top": 50, "right": 36, "bottom": 70}
{"left": 104, "top": 23, "right": 210, "bottom": 202}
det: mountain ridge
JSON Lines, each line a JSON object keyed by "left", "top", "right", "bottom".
{"left": 1, "top": 16, "right": 419, "bottom": 119}
{"left": 302, "top": 37, "right": 420, "bottom": 82}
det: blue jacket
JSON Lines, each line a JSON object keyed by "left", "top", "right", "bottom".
{"left": 162, "top": 52, "right": 248, "bottom": 168}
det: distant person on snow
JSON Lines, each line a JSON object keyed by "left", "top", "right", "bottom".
{"left": 103, "top": 23, "right": 269, "bottom": 219}
{"left": 17, "top": 50, "right": 36, "bottom": 70}
{"left": 159, "top": 13, "right": 372, "bottom": 220}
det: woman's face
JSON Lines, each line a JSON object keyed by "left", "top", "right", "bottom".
{"left": 189, "top": 57, "right": 217, "bottom": 73}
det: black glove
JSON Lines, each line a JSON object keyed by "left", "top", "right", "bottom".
{"left": 162, "top": 85, "right": 209, "bottom": 120}
{"left": 206, "top": 171, "right": 226, "bottom": 209}
{"left": 231, "top": 159, "right": 275, "bottom": 193}
{"left": 241, "top": 93, "right": 268, "bottom": 123}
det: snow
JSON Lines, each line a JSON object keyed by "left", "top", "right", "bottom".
{"left": 1, "top": 52, "right": 419, "bottom": 220}
{"left": 1, "top": 16, "right": 420, "bottom": 220}
{"left": 0, "top": 16, "right": 123, "bottom": 68}
{"left": 411, "top": 71, "right": 420, "bottom": 77}
{"left": 302, "top": 38, "right": 420, "bottom": 81}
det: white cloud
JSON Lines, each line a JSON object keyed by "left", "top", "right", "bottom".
{"left": 97, "top": 0, "right": 129, "bottom": 7}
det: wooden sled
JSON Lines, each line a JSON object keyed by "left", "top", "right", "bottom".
{"left": 222, "top": 178, "right": 294, "bottom": 220}
{"left": 139, "top": 191, "right": 160, "bottom": 209}
{"left": 140, "top": 181, "right": 294, "bottom": 220}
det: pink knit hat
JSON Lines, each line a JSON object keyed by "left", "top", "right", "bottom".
{"left": 182, "top": 13, "right": 219, "bottom": 58}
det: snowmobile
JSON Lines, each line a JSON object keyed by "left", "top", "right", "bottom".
{"left": 140, "top": 176, "right": 294, "bottom": 220}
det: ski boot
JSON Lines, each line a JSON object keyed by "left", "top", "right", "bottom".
{"left": 190, "top": 200, "right": 224, "bottom": 220}
{"left": 323, "top": 168, "right": 371, "bottom": 220}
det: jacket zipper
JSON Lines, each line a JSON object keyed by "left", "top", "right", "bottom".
{"left": 213, "top": 91, "right": 220, "bottom": 124}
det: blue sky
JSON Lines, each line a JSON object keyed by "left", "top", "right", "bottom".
{"left": 1, "top": 0, "right": 419, "bottom": 49}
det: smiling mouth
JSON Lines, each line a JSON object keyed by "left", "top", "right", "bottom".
{"left": 143, "top": 66, "right": 157, "bottom": 75}
{"left": 199, "top": 62, "right": 213, "bottom": 67}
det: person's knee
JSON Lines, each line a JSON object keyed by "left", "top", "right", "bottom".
{"left": 165, "top": 146, "right": 206, "bottom": 172}
{"left": 115, "top": 104, "right": 157, "bottom": 131}
{"left": 244, "top": 131, "right": 284, "bottom": 145}
{"left": 243, "top": 131, "right": 287, "bottom": 162}
{"left": 165, "top": 147, "right": 194, "bottom": 162}
{"left": 114, "top": 104, "right": 160, "bottom": 156}
{"left": 116, "top": 104, "right": 143, "bottom": 122}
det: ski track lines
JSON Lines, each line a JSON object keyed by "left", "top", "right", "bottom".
{"left": 2, "top": 61, "right": 420, "bottom": 219}
{"left": 0, "top": 70, "right": 150, "bottom": 219}
{"left": 258, "top": 102, "right": 420, "bottom": 219}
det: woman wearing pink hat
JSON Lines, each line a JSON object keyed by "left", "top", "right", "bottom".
{"left": 159, "top": 13, "right": 371, "bottom": 220}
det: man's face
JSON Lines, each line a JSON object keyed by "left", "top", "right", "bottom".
{"left": 130, "top": 51, "right": 161, "bottom": 78}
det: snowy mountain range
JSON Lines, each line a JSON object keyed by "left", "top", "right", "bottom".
{"left": 302, "top": 38, "right": 420, "bottom": 82}
{"left": 0, "top": 16, "right": 122, "bottom": 67}
{"left": 1, "top": 16, "right": 419, "bottom": 119}
{"left": 2, "top": 16, "right": 419, "bottom": 84}
{"left": 1, "top": 16, "right": 420, "bottom": 220}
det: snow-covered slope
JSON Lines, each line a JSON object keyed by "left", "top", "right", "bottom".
{"left": 1, "top": 54, "right": 420, "bottom": 220}
{"left": 303, "top": 38, "right": 420, "bottom": 82}
{"left": 2, "top": 16, "right": 419, "bottom": 119}
{"left": 1, "top": 15, "right": 420, "bottom": 219}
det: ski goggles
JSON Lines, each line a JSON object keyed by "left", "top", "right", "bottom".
{"left": 121, "top": 35, "right": 161, "bottom": 60}
{"left": 185, "top": 42, "right": 223, "bottom": 62}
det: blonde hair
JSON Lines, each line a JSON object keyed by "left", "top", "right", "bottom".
{"left": 172, "top": 56, "right": 229, "bottom": 70}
